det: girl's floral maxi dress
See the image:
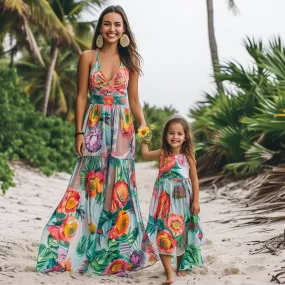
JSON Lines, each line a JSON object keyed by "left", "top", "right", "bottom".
{"left": 144, "top": 153, "right": 204, "bottom": 271}
{"left": 36, "top": 50, "right": 159, "bottom": 276}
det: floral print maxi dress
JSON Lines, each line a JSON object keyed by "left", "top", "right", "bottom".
{"left": 144, "top": 153, "right": 204, "bottom": 271}
{"left": 36, "top": 50, "right": 159, "bottom": 276}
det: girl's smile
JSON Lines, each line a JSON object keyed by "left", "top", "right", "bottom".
{"left": 166, "top": 122, "right": 186, "bottom": 153}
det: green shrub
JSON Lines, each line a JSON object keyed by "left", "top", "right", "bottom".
{"left": 0, "top": 68, "right": 76, "bottom": 193}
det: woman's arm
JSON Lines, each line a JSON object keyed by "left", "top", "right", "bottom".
{"left": 141, "top": 142, "right": 161, "bottom": 161}
{"left": 74, "top": 50, "right": 90, "bottom": 156}
{"left": 189, "top": 157, "right": 200, "bottom": 215}
{"left": 128, "top": 71, "right": 146, "bottom": 128}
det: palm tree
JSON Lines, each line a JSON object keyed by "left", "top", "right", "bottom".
{"left": 16, "top": 43, "right": 79, "bottom": 120}
{"left": 0, "top": 0, "right": 81, "bottom": 67}
{"left": 206, "top": 0, "right": 238, "bottom": 94}
{"left": 42, "top": 0, "right": 103, "bottom": 115}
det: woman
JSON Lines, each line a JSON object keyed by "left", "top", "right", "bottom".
{"left": 36, "top": 5, "right": 158, "bottom": 276}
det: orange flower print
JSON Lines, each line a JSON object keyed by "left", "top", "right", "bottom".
{"left": 166, "top": 213, "right": 184, "bottom": 236}
{"left": 111, "top": 180, "right": 129, "bottom": 212}
{"left": 88, "top": 104, "right": 100, "bottom": 127}
{"left": 59, "top": 258, "right": 72, "bottom": 273}
{"left": 48, "top": 216, "right": 78, "bottom": 242}
{"left": 148, "top": 254, "right": 159, "bottom": 263}
{"left": 108, "top": 210, "right": 130, "bottom": 239}
{"left": 85, "top": 170, "right": 104, "bottom": 197}
{"left": 153, "top": 190, "right": 170, "bottom": 220}
{"left": 104, "top": 259, "right": 128, "bottom": 274}
{"left": 57, "top": 187, "right": 80, "bottom": 214}
{"left": 156, "top": 230, "right": 177, "bottom": 254}
{"left": 158, "top": 154, "right": 176, "bottom": 177}
{"left": 103, "top": 96, "right": 114, "bottom": 105}
{"left": 121, "top": 108, "right": 134, "bottom": 138}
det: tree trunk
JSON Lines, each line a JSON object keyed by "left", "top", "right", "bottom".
{"left": 206, "top": 0, "right": 225, "bottom": 93}
{"left": 42, "top": 45, "right": 59, "bottom": 115}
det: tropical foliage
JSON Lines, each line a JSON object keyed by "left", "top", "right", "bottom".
{"left": 0, "top": 68, "right": 76, "bottom": 193}
{"left": 190, "top": 37, "right": 285, "bottom": 178}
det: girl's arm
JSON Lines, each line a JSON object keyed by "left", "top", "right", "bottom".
{"left": 141, "top": 142, "right": 161, "bottom": 161}
{"left": 189, "top": 157, "right": 200, "bottom": 215}
{"left": 128, "top": 71, "right": 146, "bottom": 128}
{"left": 74, "top": 51, "right": 90, "bottom": 156}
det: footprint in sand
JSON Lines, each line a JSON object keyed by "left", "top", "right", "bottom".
{"left": 204, "top": 255, "right": 217, "bottom": 265}
{"left": 23, "top": 266, "right": 36, "bottom": 272}
{"left": 246, "top": 264, "right": 266, "bottom": 273}
{"left": 222, "top": 267, "right": 244, "bottom": 276}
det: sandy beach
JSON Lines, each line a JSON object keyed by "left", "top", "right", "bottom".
{"left": 0, "top": 162, "right": 284, "bottom": 285}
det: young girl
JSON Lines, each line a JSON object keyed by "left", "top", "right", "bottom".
{"left": 141, "top": 117, "right": 204, "bottom": 284}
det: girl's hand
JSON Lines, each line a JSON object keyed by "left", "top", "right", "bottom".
{"left": 191, "top": 201, "right": 200, "bottom": 215}
{"left": 74, "top": 134, "right": 85, "bottom": 156}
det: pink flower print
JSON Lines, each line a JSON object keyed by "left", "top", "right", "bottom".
{"left": 85, "top": 128, "right": 102, "bottom": 153}
{"left": 176, "top": 155, "right": 188, "bottom": 167}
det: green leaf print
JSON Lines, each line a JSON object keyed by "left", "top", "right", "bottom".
{"left": 37, "top": 246, "right": 53, "bottom": 272}
{"left": 191, "top": 215, "right": 199, "bottom": 223}
{"left": 127, "top": 228, "right": 139, "bottom": 245}
{"left": 90, "top": 248, "right": 121, "bottom": 274}
{"left": 123, "top": 200, "right": 133, "bottom": 212}
{"left": 180, "top": 244, "right": 203, "bottom": 270}
{"left": 117, "top": 234, "right": 128, "bottom": 244}
{"left": 57, "top": 240, "right": 69, "bottom": 250}
{"left": 80, "top": 169, "right": 87, "bottom": 179}
{"left": 146, "top": 216, "right": 156, "bottom": 236}
{"left": 157, "top": 218, "right": 166, "bottom": 231}
{"left": 108, "top": 238, "right": 119, "bottom": 251}
{"left": 50, "top": 211, "right": 66, "bottom": 225}
{"left": 86, "top": 236, "right": 96, "bottom": 261}
{"left": 176, "top": 234, "right": 183, "bottom": 248}
{"left": 47, "top": 235, "right": 59, "bottom": 260}
{"left": 75, "top": 206, "right": 85, "bottom": 220}
{"left": 76, "top": 236, "right": 88, "bottom": 257}
{"left": 95, "top": 191, "right": 104, "bottom": 204}
{"left": 98, "top": 210, "right": 112, "bottom": 229}
{"left": 111, "top": 210, "right": 119, "bottom": 225}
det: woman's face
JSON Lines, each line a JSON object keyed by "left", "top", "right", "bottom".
{"left": 100, "top": 12, "right": 124, "bottom": 45}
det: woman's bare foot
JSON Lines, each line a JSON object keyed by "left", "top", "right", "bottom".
{"left": 162, "top": 271, "right": 175, "bottom": 284}
{"left": 176, "top": 270, "right": 186, "bottom": 277}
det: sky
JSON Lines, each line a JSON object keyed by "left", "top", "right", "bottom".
{"left": 87, "top": 0, "right": 284, "bottom": 117}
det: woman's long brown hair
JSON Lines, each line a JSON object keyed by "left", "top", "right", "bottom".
{"left": 92, "top": 5, "right": 142, "bottom": 75}
{"left": 162, "top": 117, "right": 195, "bottom": 164}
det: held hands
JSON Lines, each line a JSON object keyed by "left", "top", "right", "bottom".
{"left": 74, "top": 134, "right": 85, "bottom": 156}
{"left": 191, "top": 200, "right": 200, "bottom": 215}
{"left": 137, "top": 123, "right": 154, "bottom": 144}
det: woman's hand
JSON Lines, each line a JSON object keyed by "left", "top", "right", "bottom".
{"left": 139, "top": 122, "right": 147, "bottom": 129}
{"left": 191, "top": 201, "right": 200, "bottom": 215}
{"left": 74, "top": 134, "right": 85, "bottom": 156}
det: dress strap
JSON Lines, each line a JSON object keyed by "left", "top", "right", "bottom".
{"left": 96, "top": 49, "right": 100, "bottom": 68}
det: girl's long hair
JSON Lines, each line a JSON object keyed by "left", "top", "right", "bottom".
{"left": 92, "top": 5, "right": 142, "bottom": 75}
{"left": 162, "top": 117, "right": 195, "bottom": 164}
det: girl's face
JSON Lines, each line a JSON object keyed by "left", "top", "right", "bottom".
{"left": 166, "top": 122, "right": 186, "bottom": 152}
{"left": 100, "top": 12, "right": 124, "bottom": 45}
